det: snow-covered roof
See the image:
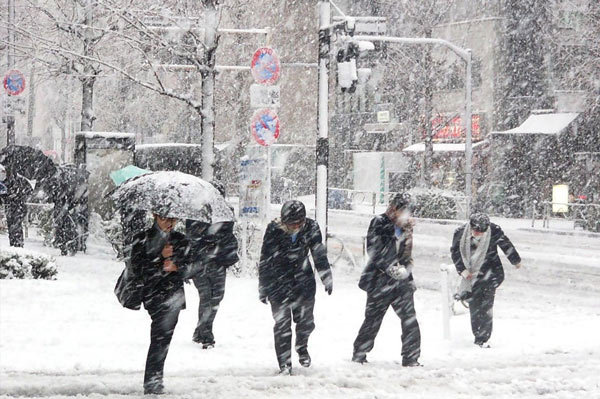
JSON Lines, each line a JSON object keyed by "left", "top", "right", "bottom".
{"left": 402, "top": 140, "right": 488, "bottom": 153}
{"left": 136, "top": 143, "right": 202, "bottom": 149}
{"left": 492, "top": 113, "right": 579, "bottom": 135}
{"left": 76, "top": 132, "right": 136, "bottom": 139}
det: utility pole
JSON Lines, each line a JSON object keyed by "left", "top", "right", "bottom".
{"left": 316, "top": 0, "right": 331, "bottom": 242}
{"left": 6, "top": 0, "right": 16, "bottom": 146}
{"left": 201, "top": 0, "right": 219, "bottom": 182}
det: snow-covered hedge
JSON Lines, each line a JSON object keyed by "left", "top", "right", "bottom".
{"left": 0, "top": 248, "right": 58, "bottom": 280}
{"left": 409, "top": 188, "right": 458, "bottom": 220}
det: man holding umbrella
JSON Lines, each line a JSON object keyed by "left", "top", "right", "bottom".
{"left": 0, "top": 163, "right": 33, "bottom": 247}
{"left": 130, "top": 211, "right": 190, "bottom": 395}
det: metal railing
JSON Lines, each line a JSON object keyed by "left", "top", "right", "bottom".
{"left": 531, "top": 200, "right": 600, "bottom": 231}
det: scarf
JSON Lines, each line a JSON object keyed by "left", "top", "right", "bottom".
{"left": 458, "top": 223, "right": 491, "bottom": 293}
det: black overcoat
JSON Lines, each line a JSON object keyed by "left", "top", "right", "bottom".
{"left": 130, "top": 224, "right": 191, "bottom": 311}
{"left": 358, "top": 213, "right": 414, "bottom": 294}
{"left": 450, "top": 223, "right": 521, "bottom": 289}
{"left": 258, "top": 218, "right": 332, "bottom": 303}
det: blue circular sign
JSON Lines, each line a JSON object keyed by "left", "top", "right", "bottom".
{"left": 251, "top": 47, "right": 281, "bottom": 85}
{"left": 3, "top": 70, "right": 26, "bottom": 96}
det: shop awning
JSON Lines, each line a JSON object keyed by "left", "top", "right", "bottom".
{"left": 402, "top": 140, "right": 488, "bottom": 153}
{"left": 492, "top": 112, "right": 579, "bottom": 135}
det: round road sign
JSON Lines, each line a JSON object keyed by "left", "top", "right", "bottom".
{"left": 251, "top": 47, "right": 281, "bottom": 85}
{"left": 251, "top": 108, "right": 280, "bottom": 146}
{"left": 3, "top": 70, "right": 26, "bottom": 96}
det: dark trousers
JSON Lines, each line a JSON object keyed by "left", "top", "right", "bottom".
{"left": 469, "top": 284, "right": 496, "bottom": 344}
{"left": 6, "top": 203, "right": 25, "bottom": 247}
{"left": 192, "top": 266, "right": 227, "bottom": 344}
{"left": 270, "top": 296, "right": 316, "bottom": 368}
{"left": 353, "top": 284, "right": 421, "bottom": 362}
{"left": 144, "top": 294, "right": 183, "bottom": 391}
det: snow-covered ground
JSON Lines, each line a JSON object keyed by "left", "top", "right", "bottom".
{"left": 1, "top": 215, "right": 600, "bottom": 398}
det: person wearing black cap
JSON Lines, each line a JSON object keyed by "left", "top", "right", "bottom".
{"left": 451, "top": 212, "right": 522, "bottom": 347}
{"left": 352, "top": 192, "right": 422, "bottom": 366}
{"left": 258, "top": 200, "right": 333, "bottom": 374}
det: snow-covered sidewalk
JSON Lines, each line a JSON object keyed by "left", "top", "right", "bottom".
{"left": 1, "top": 226, "right": 600, "bottom": 398}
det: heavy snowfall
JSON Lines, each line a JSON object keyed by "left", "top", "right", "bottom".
{"left": 1, "top": 0, "right": 600, "bottom": 398}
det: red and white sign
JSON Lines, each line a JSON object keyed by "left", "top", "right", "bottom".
{"left": 3, "top": 70, "right": 26, "bottom": 96}
{"left": 250, "top": 108, "right": 280, "bottom": 146}
{"left": 430, "top": 114, "right": 481, "bottom": 140}
{"left": 250, "top": 47, "right": 281, "bottom": 85}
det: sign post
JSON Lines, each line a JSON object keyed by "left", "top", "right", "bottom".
{"left": 3, "top": 69, "right": 26, "bottom": 146}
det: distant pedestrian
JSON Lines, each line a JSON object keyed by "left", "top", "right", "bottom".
{"left": 130, "top": 213, "right": 190, "bottom": 395}
{"left": 259, "top": 200, "right": 333, "bottom": 374}
{"left": 451, "top": 213, "right": 522, "bottom": 347}
{"left": 0, "top": 164, "right": 33, "bottom": 247}
{"left": 352, "top": 193, "right": 422, "bottom": 367}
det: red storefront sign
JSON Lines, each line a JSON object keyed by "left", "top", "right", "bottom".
{"left": 430, "top": 114, "right": 481, "bottom": 140}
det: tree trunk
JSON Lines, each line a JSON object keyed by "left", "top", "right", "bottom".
{"left": 80, "top": 0, "right": 96, "bottom": 132}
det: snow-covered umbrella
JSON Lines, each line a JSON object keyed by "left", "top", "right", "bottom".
{"left": 111, "top": 171, "right": 233, "bottom": 223}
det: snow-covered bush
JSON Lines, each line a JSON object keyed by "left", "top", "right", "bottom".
{"left": 0, "top": 248, "right": 58, "bottom": 280}
{"left": 409, "top": 188, "right": 458, "bottom": 220}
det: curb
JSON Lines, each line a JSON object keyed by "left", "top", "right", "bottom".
{"left": 517, "top": 227, "right": 600, "bottom": 239}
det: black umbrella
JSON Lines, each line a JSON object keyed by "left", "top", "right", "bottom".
{"left": 0, "top": 145, "right": 57, "bottom": 183}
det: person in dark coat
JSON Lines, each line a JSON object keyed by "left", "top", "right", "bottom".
{"left": 258, "top": 200, "right": 333, "bottom": 374}
{"left": 0, "top": 164, "right": 33, "bottom": 247}
{"left": 352, "top": 193, "right": 422, "bottom": 367}
{"left": 50, "top": 166, "right": 77, "bottom": 256}
{"left": 451, "top": 213, "right": 522, "bottom": 347}
{"left": 186, "top": 219, "right": 239, "bottom": 348}
{"left": 130, "top": 213, "right": 190, "bottom": 395}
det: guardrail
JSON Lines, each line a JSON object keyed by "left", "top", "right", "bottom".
{"left": 531, "top": 201, "right": 600, "bottom": 231}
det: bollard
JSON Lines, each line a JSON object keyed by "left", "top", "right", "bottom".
{"left": 440, "top": 264, "right": 452, "bottom": 340}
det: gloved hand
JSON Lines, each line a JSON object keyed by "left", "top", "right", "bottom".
{"left": 259, "top": 294, "right": 268, "bottom": 304}
{"left": 387, "top": 264, "right": 410, "bottom": 280}
{"left": 324, "top": 280, "right": 333, "bottom": 295}
{"left": 514, "top": 263, "right": 522, "bottom": 269}
{"left": 461, "top": 269, "right": 473, "bottom": 280}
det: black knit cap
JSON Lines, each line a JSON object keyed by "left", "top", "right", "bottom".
{"left": 389, "top": 192, "right": 411, "bottom": 210}
{"left": 281, "top": 200, "right": 306, "bottom": 224}
{"left": 470, "top": 212, "right": 490, "bottom": 232}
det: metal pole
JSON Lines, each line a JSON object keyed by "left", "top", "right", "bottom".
{"left": 316, "top": 0, "right": 330, "bottom": 243}
{"left": 465, "top": 49, "right": 473, "bottom": 218}
{"left": 200, "top": 2, "right": 219, "bottom": 182}
{"left": 266, "top": 145, "right": 272, "bottom": 223}
{"left": 6, "top": 0, "right": 16, "bottom": 146}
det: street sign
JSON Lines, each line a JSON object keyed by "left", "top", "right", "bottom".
{"left": 3, "top": 70, "right": 26, "bottom": 96}
{"left": 251, "top": 47, "right": 281, "bottom": 85}
{"left": 250, "top": 108, "right": 280, "bottom": 146}
{"left": 250, "top": 84, "right": 280, "bottom": 108}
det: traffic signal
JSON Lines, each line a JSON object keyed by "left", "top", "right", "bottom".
{"left": 336, "top": 40, "right": 374, "bottom": 94}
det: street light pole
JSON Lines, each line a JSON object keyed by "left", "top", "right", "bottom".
{"left": 316, "top": 0, "right": 331, "bottom": 242}
{"left": 352, "top": 34, "right": 473, "bottom": 217}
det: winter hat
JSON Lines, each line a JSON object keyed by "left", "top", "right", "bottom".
{"left": 470, "top": 212, "right": 490, "bottom": 232}
{"left": 281, "top": 200, "right": 306, "bottom": 224}
{"left": 390, "top": 192, "right": 411, "bottom": 210}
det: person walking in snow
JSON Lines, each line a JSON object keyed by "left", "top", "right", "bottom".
{"left": 130, "top": 213, "right": 190, "bottom": 395}
{"left": 186, "top": 180, "right": 239, "bottom": 349}
{"left": 0, "top": 164, "right": 33, "bottom": 247}
{"left": 258, "top": 200, "right": 333, "bottom": 374}
{"left": 352, "top": 193, "right": 422, "bottom": 367}
{"left": 450, "top": 212, "right": 522, "bottom": 347}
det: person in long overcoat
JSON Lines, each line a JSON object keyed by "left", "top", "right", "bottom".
{"left": 450, "top": 213, "right": 522, "bottom": 347}
{"left": 130, "top": 213, "right": 190, "bottom": 395}
{"left": 258, "top": 200, "right": 333, "bottom": 374}
{"left": 186, "top": 219, "right": 239, "bottom": 348}
{"left": 352, "top": 193, "right": 422, "bottom": 367}
{"left": 0, "top": 165, "right": 33, "bottom": 247}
